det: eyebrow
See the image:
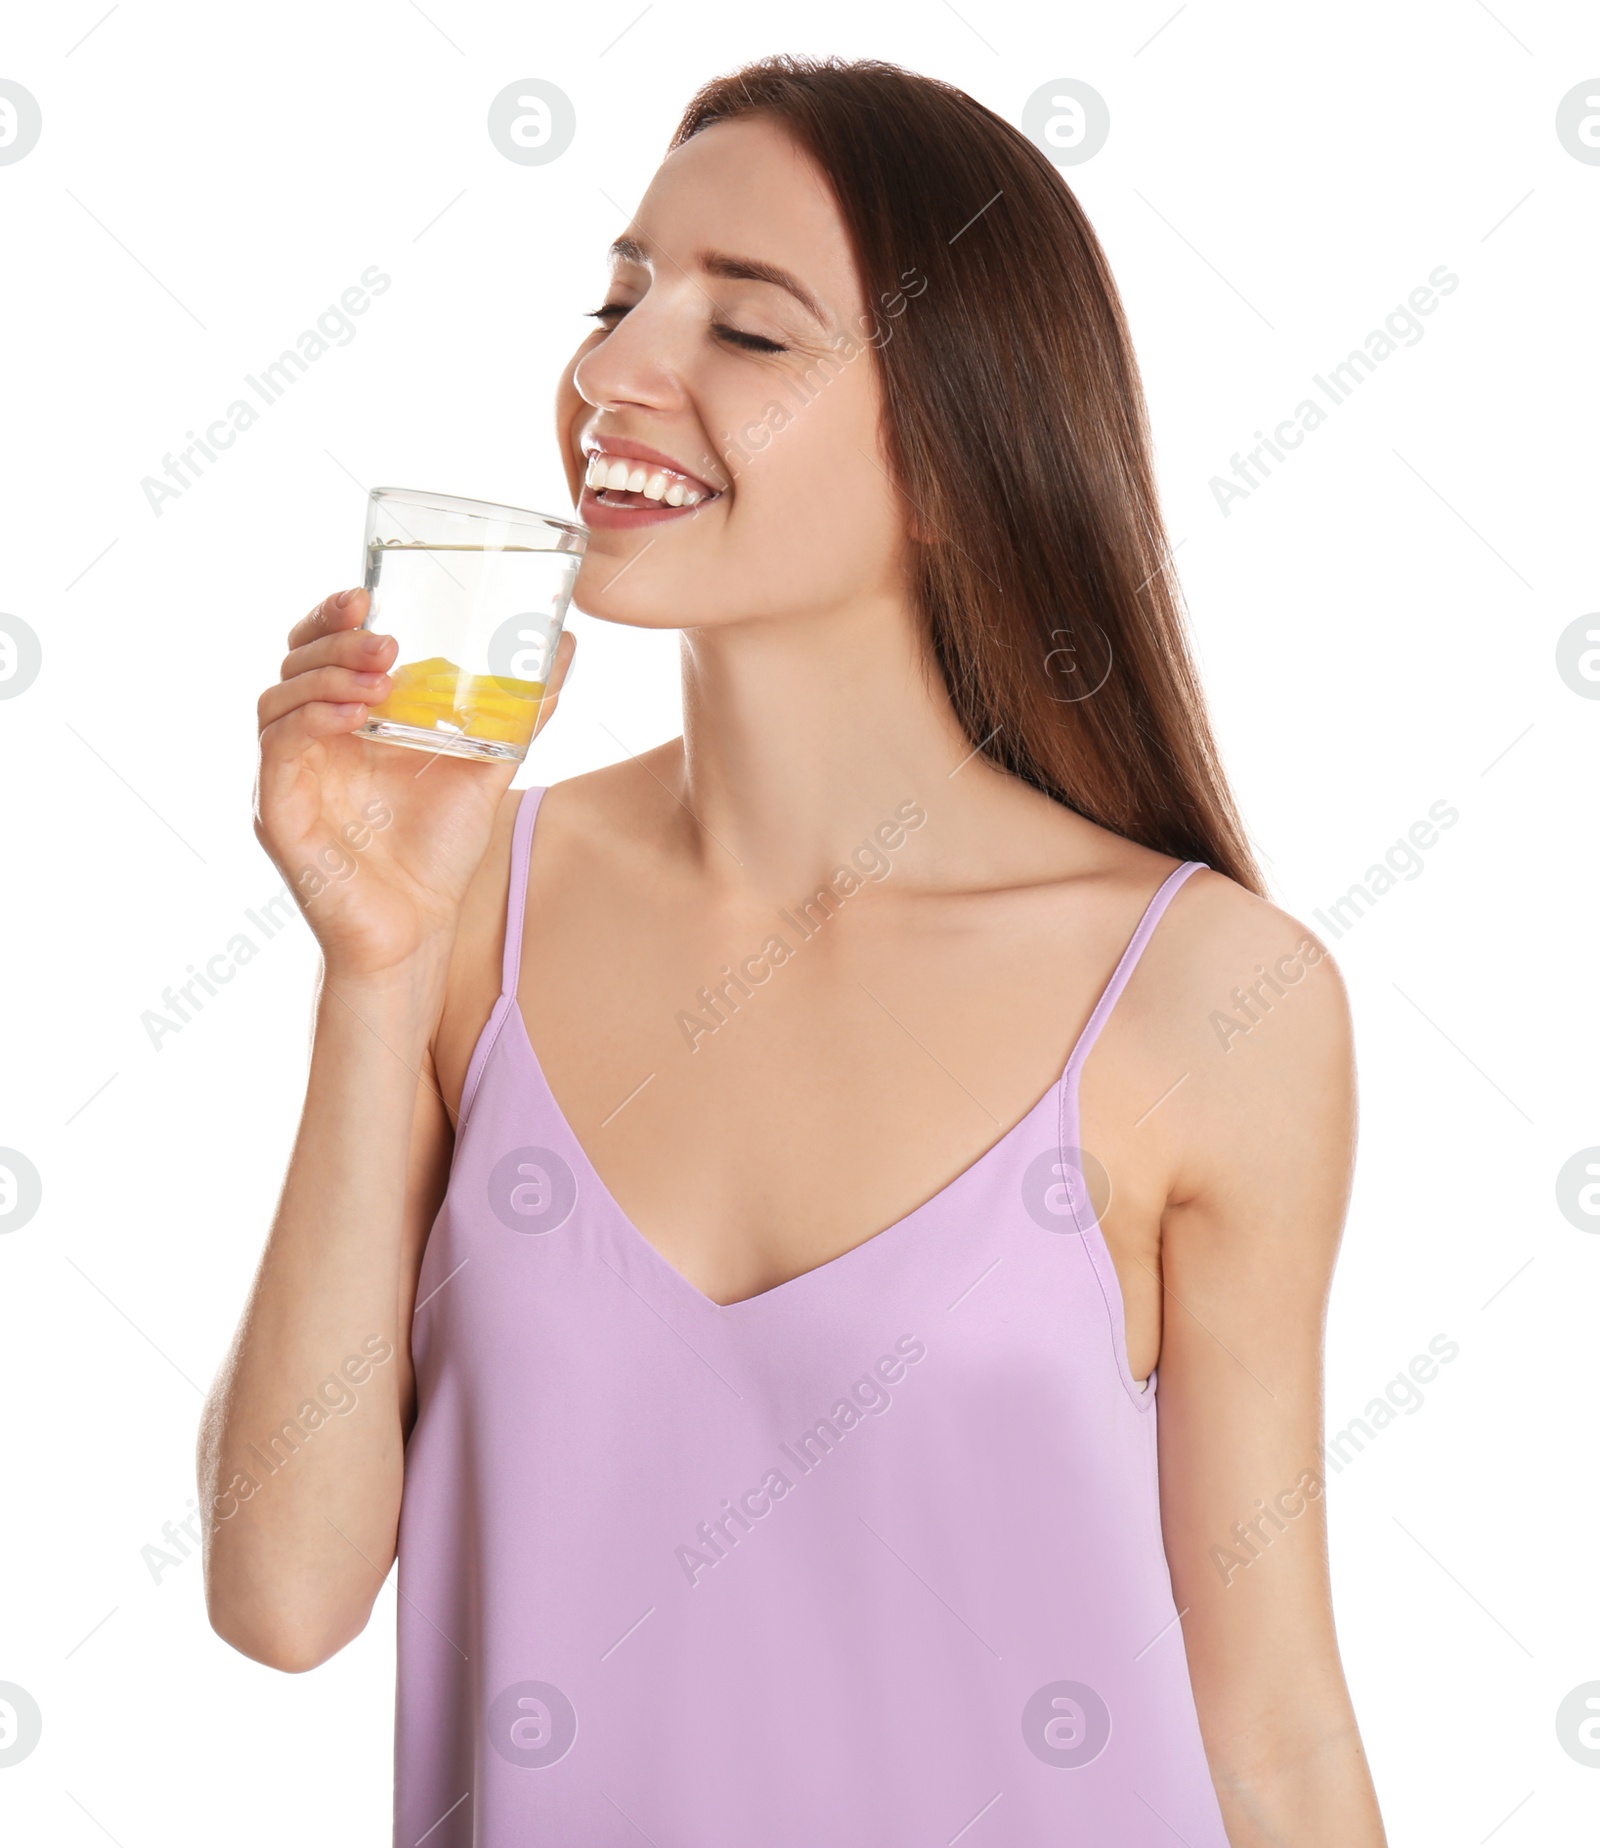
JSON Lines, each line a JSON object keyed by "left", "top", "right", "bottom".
{"left": 608, "top": 235, "right": 828, "bottom": 327}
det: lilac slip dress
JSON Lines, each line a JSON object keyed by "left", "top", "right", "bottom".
{"left": 394, "top": 783, "right": 1229, "bottom": 1846}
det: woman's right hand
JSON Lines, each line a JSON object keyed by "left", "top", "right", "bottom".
{"left": 254, "top": 586, "right": 575, "bottom": 983}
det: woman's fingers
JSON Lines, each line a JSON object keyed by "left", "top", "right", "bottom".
{"left": 255, "top": 700, "right": 370, "bottom": 824}
{"left": 259, "top": 662, "right": 391, "bottom": 732}
{"left": 281, "top": 624, "right": 397, "bottom": 684}
{"left": 268, "top": 587, "right": 569, "bottom": 759}
{"left": 530, "top": 630, "right": 577, "bottom": 743}
{"left": 257, "top": 590, "right": 394, "bottom": 807}
{"left": 260, "top": 699, "right": 368, "bottom": 753}
{"left": 285, "top": 586, "right": 368, "bottom": 653}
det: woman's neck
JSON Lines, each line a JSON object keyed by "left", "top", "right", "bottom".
{"left": 670, "top": 588, "right": 1030, "bottom": 896}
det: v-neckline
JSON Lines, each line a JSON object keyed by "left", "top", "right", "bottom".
{"left": 499, "top": 994, "right": 1071, "bottom": 1316}
{"left": 487, "top": 783, "right": 1201, "bottom": 1318}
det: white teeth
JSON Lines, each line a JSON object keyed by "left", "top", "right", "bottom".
{"left": 585, "top": 450, "right": 715, "bottom": 507}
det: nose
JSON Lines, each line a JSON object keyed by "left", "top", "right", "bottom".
{"left": 572, "top": 299, "right": 684, "bottom": 417}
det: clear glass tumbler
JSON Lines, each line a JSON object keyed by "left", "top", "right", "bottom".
{"left": 358, "top": 487, "right": 586, "bottom": 763}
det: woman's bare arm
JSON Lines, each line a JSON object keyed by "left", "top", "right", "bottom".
{"left": 1156, "top": 899, "right": 1386, "bottom": 1844}
{"left": 198, "top": 585, "right": 571, "bottom": 1670}
{"left": 197, "top": 969, "right": 452, "bottom": 1669}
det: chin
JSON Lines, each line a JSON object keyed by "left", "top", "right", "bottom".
{"left": 570, "top": 556, "right": 687, "bottom": 631}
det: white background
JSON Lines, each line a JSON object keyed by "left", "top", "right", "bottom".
{"left": 2, "top": 2, "right": 1596, "bottom": 1843}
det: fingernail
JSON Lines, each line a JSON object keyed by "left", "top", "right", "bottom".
{"left": 356, "top": 671, "right": 385, "bottom": 688}
{"left": 360, "top": 631, "right": 385, "bottom": 653}
{"left": 336, "top": 587, "right": 359, "bottom": 608}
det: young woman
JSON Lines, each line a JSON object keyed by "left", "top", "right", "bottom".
{"left": 201, "top": 56, "right": 1386, "bottom": 1848}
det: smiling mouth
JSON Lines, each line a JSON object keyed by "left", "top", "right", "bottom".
{"left": 583, "top": 449, "right": 722, "bottom": 511}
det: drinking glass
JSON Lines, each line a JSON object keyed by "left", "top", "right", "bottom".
{"left": 358, "top": 487, "right": 586, "bottom": 762}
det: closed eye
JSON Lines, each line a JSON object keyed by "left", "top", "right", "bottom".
{"left": 584, "top": 302, "right": 787, "bottom": 355}
{"left": 712, "top": 324, "right": 787, "bottom": 354}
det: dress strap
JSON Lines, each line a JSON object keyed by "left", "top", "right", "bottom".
{"left": 1063, "top": 860, "right": 1206, "bottom": 1076}
{"left": 501, "top": 785, "right": 548, "bottom": 999}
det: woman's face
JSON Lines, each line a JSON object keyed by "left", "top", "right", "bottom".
{"left": 556, "top": 115, "right": 909, "bottom": 631}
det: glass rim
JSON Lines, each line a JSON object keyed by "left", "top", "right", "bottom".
{"left": 368, "top": 484, "right": 587, "bottom": 543}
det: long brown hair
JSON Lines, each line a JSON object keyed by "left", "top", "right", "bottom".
{"left": 671, "top": 56, "right": 1266, "bottom": 895}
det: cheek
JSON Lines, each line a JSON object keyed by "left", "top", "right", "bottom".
{"left": 735, "top": 371, "right": 901, "bottom": 575}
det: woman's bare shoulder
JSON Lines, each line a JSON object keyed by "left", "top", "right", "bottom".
{"left": 519, "top": 744, "right": 687, "bottom": 869}
{"left": 1141, "top": 863, "right": 1351, "bottom": 1051}
{"left": 1125, "top": 862, "right": 1357, "bottom": 1212}
{"left": 436, "top": 748, "right": 687, "bottom": 1105}
{"left": 460, "top": 743, "right": 682, "bottom": 920}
